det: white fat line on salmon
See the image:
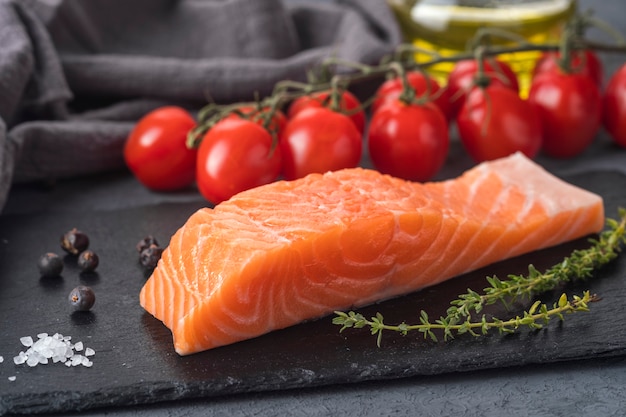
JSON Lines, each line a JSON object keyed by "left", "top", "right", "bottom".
{"left": 461, "top": 187, "right": 533, "bottom": 273}
{"left": 466, "top": 165, "right": 491, "bottom": 212}
{"left": 453, "top": 166, "right": 512, "bottom": 259}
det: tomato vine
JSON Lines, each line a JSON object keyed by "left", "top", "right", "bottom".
{"left": 123, "top": 9, "right": 626, "bottom": 202}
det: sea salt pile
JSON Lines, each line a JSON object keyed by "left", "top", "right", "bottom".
{"left": 12, "top": 333, "right": 95, "bottom": 368}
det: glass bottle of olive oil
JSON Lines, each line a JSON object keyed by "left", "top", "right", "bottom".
{"left": 387, "top": 0, "right": 577, "bottom": 96}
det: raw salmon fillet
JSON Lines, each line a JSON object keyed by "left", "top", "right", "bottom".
{"left": 140, "top": 153, "right": 604, "bottom": 355}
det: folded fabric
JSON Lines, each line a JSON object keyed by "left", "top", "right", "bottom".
{"left": 0, "top": 0, "right": 402, "bottom": 212}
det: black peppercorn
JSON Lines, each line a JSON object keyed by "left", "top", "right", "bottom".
{"left": 78, "top": 250, "right": 99, "bottom": 272}
{"left": 37, "top": 252, "right": 64, "bottom": 278}
{"left": 140, "top": 244, "right": 163, "bottom": 269}
{"left": 136, "top": 235, "right": 159, "bottom": 253}
{"left": 61, "top": 228, "right": 90, "bottom": 255}
{"left": 68, "top": 285, "right": 96, "bottom": 311}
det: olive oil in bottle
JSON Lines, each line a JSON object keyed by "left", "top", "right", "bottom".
{"left": 387, "top": 0, "right": 577, "bottom": 95}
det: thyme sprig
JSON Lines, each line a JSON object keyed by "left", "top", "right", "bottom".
{"left": 333, "top": 209, "right": 626, "bottom": 346}
{"left": 334, "top": 292, "right": 598, "bottom": 347}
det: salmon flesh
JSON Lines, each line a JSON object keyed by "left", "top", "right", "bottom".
{"left": 139, "top": 153, "right": 604, "bottom": 355}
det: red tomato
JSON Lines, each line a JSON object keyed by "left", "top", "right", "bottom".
{"left": 225, "top": 105, "right": 287, "bottom": 138}
{"left": 372, "top": 71, "right": 453, "bottom": 121}
{"left": 447, "top": 58, "right": 520, "bottom": 118}
{"left": 124, "top": 106, "right": 197, "bottom": 191}
{"left": 532, "top": 49, "right": 603, "bottom": 87}
{"left": 602, "top": 63, "right": 626, "bottom": 148}
{"left": 196, "top": 118, "right": 282, "bottom": 204}
{"left": 456, "top": 85, "right": 542, "bottom": 162}
{"left": 528, "top": 71, "right": 602, "bottom": 158}
{"left": 280, "top": 107, "right": 362, "bottom": 180}
{"left": 287, "top": 90, "right": 366, "bottom": 134}
{"left": 368, "top": 100, "right": 449, "bottom": 181}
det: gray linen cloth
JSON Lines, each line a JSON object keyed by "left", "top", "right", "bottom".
{"left": 0, "top": 0, "right": 402, "bottom": 212}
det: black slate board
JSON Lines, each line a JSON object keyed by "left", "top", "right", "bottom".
{"left": 1, "top": 170, "right": 626, "bottom": 416}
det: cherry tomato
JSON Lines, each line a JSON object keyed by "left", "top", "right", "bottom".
{"left": 368, "top": 100, "right": 449, "bottom": 181}
{"left": 603, "top": 63, "right": 626, "bottom": 148}
{"left": 456, "top": 84, "right": 542, "bottom": 162}
{"left": 287, "top": 90, "right": 366, "bottom": 134}
{"left": 372, "top": 71, "right": 453, "bottom": 121}
{"left": 196, "top": 118, "right": 281, "bottom": 204}
{"left": 124, "top": 106, "right": 197, "bottom": 191}
{"left": 532, "top": 49, "right": 603, "bottom": 87}
{"left": 225, "top": 105, "right": 287, "bottom": 139}
{"left": 280, "top": 107, "right": 362, "bottom": 180}
{"left": 528, "top": 70, "right": 601, "bottom": 158}
{"left": 447, "top": 58, "right": 520, "bottom": 118}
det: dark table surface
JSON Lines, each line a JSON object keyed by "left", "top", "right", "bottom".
{"left": 3, "top": 1, "right": 626, "bottom": 416}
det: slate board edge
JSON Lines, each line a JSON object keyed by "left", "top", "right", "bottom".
{"left": 2, "top": 345, "right": 626, "bottom": 416}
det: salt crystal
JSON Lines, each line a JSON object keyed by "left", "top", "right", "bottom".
{"left": 20, "top": 336, "right": 33, "bottom": 347}
{"left": 8, "top": 376, "right": 16, "bottom": 382}
{"left": 40, "top": 348, "right": 54, "bottom": 359}
{"left": 13, "top": 333, "right": 95, "bottom": 369}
